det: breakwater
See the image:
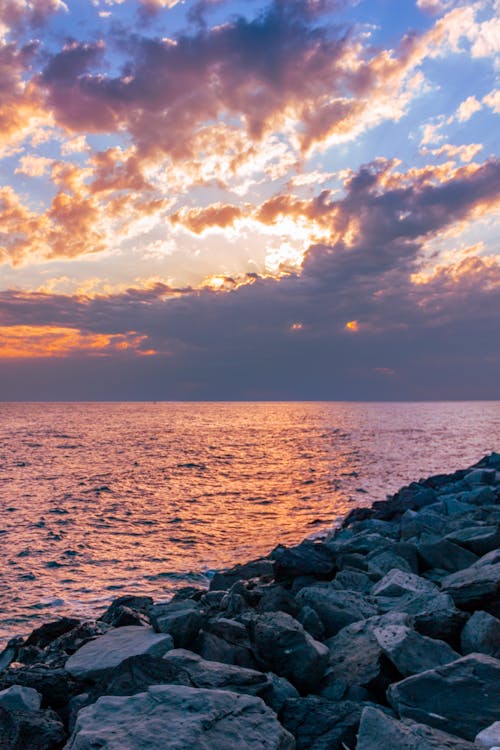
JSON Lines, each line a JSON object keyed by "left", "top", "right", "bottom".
{"left": 0, "top": 453, "right": 499, "bottom": 749}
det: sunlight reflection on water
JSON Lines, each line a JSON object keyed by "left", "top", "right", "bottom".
{"left": 0, "top": 401, "right": 498, "bottom": 640}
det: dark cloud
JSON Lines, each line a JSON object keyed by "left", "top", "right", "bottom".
{"left": 1, "top": 159, "right": 499, "bottom": 399}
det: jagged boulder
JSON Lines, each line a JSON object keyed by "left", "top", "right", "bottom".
{"left": 357, "top": 706, "right": 478, "bottom": 749}
{"left": 388, "top": 653, "right": 500, "bottom": 741}
{"left": 64, "top": 685, "right": 295, "bottom": 750}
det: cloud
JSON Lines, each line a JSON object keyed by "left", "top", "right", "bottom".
{"left": 0, "top": 325, "right": 155, "bottom": 358}
{"left": 456, "top": 95, "right": 482, "bottom": 122}
{"left": 170, "top": 203, "right": 243, "bottom": 234}
{"left": 1, "top": 157, "right": 498, "bottom": 398}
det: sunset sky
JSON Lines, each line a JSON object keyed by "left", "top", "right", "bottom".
{"left": 0, "top": 0, "right": 499, "bottom": 399}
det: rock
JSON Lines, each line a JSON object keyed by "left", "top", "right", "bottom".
{"left": 148, "top": 600, "right": 202, "bottom": 648}
{"left": 272, "top": 541, "right": 336, "bottom": 581}
{"left": 330, "top": 569, "right": 372, "bottom": 593}
{"left": 249, "top": 611, "right": 329, "bottom": 693}
{"left": 64, "top": 685, "right": 295, "bottom": 750}
{"left": 99, "top": 595, "right": 153, "bottom": 625}
{"left": 0, "top": 685, "right": 42, "bottom": 712}
{"left": 371, "top": 569, "right": 438, "bottom": 598}
{"left": 373, "top": 623, "right": 459, "bottom": 676}
{"left": 441, "top": 561, "right": 500, "bottom": 609}
{"left": 464, "top": 468, "right": 497, "bottom": 487}
{"left": 476, "top": 722, "right": 500, "bottom": 749}
{"left": 417, "top": 539, "right": 478, "bottom": 573}
{"left": 465, "top": 486, "right": 496, "bottom": 506}
{"left": 0, "top": 638, "right": 23, "bottom": 673}
{"left": 23, "top": 618, "right": 81, "bottom": 649}
{"left": 0, "top": 666, "right": 79, "bottom": 709}
{"left": 193, "top": 629, "right": 257, "bottom": 668}
{"left": 446, "top": 526, "right": 500, "bottom": 557}
{"left": 209, "top": 559, "right": 274, "bottom": 591}
{"left": 460, "top": 611, "right": 500, "bottom": 658}
{"left": 280, "top": 696, "right": 362, "bottom": 749}
{"left": 296, "top": 586, "right": 377, "bottom": 637}
{"left": 367, "top": 550, "right": 412, "bottom": 577}
{"left": 323, "top": 613, "right": 408, "bottom": 700}
{"left": 380, "top": 591, "right": 467, "bottom": 641}
{"left": 357, "top": 705, "right": 477, "bottom": 749}
{"left": 0, "top": 705, "right": 66, "bottom": 750}
{"left": 65, "top": 626, "right": 174, "bottom": 681}
{"left": 162, "top": 649, "right": 271, "bottom": 698}
{"left": 263, "top": 673, "right": 299, "bottom": 714}
{"left": 400, "top": 509, "right": 447, "bottom": 541}
{"left": 387, "top": 653, "right": 500, "bottom": 741}
{"left": 297, "top": 605, "right": 325, "bottom": 639}
{"left": 255, "top": 584, "right": 299, "bottom": 616}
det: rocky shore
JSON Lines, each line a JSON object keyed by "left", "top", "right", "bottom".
{"left": 1, "top": 453, "right": 499, "bottom": 749}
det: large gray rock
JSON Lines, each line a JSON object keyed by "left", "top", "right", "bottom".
{"left": 357, "top": 706, "right": 477, "bottom": 749}
{"left": 323, "top": 613, "right": 408, "bottom": 700}
{"left": 460, "top": 611, "right": 500, "bottom": 658}
{"left": 65, "top": 626, "right": 173, "bottom": 680}
{"left": 0, "top": 685, "right": 42, "bottom": 712}
{"left": 272, "top": 541, "right": 336, "bottom": 580}
{"left": 64, "top": 685, "right": 295, "bottom": 750}
{"left": 476, "top": 721, "right": 500, "bottom": 749}
{"left": 0, "top": 666, "right": 79, "bottom": 709}
{"left": 373, "top": 623, "right": 459, "bottom": 676}
{"left": 377, "top": 591, "right": 467, "bottom": 641}
{"left": 0, "top": 705, "right": 66, "bottom": 750}
{"left": 249, "top": 611, "right": 329, "bottom": 693}
{"left": 280, "top": 696, "right": 362, "bottom": 749}
{"left": 148, "top": 600, "right": 203, "bottom": 648}
{"left": 417, "top": 539, "right": 478, "bottom": 573}
{"left": 387, "top": 653, "right": 500, "bottom": 741}
{"left": 296, "top": 586, "right": 377, "bottom": 637}
{"left": 371, "top": 569, "right": 438, "bottom": 598}
{"left": 446, "top": 526, "right": 500, "bottom": 557}
{"left": 441, "top": 561, "right": 500, "bottom": 608}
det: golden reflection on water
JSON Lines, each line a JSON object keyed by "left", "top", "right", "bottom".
{"left": 0, "top": 401, "right": 498, "bottom": 639}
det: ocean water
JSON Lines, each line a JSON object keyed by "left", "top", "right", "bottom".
{"left": 0, "top": 401, "right": 498, "bottom": 642}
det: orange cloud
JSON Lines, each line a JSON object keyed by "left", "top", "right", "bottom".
{"left": 0, "top": 325, "right": 156, "bottom": 358}
{"left": 170, "top": 203, "right": 243, "bottom": 234}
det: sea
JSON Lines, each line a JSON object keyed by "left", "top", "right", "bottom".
{"left": 0, "top": 401, "right": 498, "bottom": 643}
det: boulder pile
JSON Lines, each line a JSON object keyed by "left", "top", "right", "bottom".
{"left": 1, "top": 453, "right": 499, "bottom": 749}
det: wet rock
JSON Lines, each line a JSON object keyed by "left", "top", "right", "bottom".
{"left": 330, "top": 569, "right": 372, "bottom": 593}
{"left": 446, "top": 526, "right": 500, "bottom": 557}
{"left": 193, "top": 629, "right": 257, "bottom": 668}
{"left": 378, "top": 591, "right": 467, "bottom": 642}
{"left": 460, "top": 610, "right": 500, "bottom": 658}
{"left": 357, "top": 705, "right": 477, "bottom": 749}
{"left": 371, "top": 569, "right": 438, "bottom": 598}
{"left": 297, "top": 605, "right": 325, "bottom": 639}
{"left": 272, "top": 541, "right": 336, "bottom": 581}
{"left": 322, "top": 613, "right": 407, "bottom": 700}
{"left": 249, "top": 611, "right": 329, "bottom": 693}
{"left": 441, "top": 560, "right": 500, "bottom": 609}
{"left": 417, "top": 539, "right": 478, "bottom": 573}
{"left": 464, "top": 468, "right": 497, "bottom": 487}
{"left": 367, "top": 550, "right": 412, "bottom": 577}
{"left": 280, "top": 696, "right": 362, "bottom": 750}
{"left": 0, "top": 685, "right": 42, "bottom": 712}
{"left": 209, "top": 559, "right": 274, "bottom": 591}
{"left": 23, "top": 618, "right": 81, "bottom": 650}
{"left": 65, "top": 626, "right": 174, "bottom": 681}
{"left": 387, "top": 653, "right": 500, "bottom": 741}
{"left": 64, "top": 685, "right": 295, "bottom": 750}
{"left": 255, "top": 584, "right": 299, "bottom": 616}
{"left": 476, "top": 721, "right": 500, "bottom": 749}
{"left": 373, "top": 622, "right": 459, "bottom": 676}
{"left": 0, "top": 638, "right": 23, "bottom": 673}
{"left": 0, "top": 666, "right": 79, "bottom": 709}
{"left": 0, "top": 704, "right": 66, "bottom": 750}
{"left": 296, "top": 586, "right": 377, "bottom": 637}
{"left": 148, "top": 600, "right": 202, "bottom": 648}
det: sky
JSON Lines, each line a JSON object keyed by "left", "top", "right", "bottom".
{"left": 0, "top": 0, "right": 499, "bottom": 400}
